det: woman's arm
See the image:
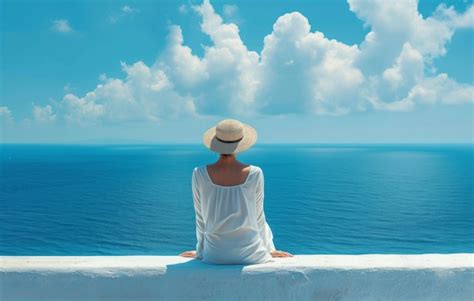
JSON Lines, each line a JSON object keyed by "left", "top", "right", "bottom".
{"left": 255, "top": 168, "right": 277, "bottom": 253}
{"left": 255, "top": 168, "right": 294, "bottom": 258}
{"left": 192, "top": 167, "right": 205, "bottom": 259}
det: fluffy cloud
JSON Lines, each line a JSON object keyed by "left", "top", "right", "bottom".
{"left": 122, "top": 5, "right": 139, "bottom": 14}
{"left": 0, "top": 106, "right": 14, "bottom": 124}
{"left": 109, "top": 5, "right": 140, "bottom": 24}
{"left": 51, "top": 19, "right": 73, "bottom": 34}
{"left": 433, "top": 4, "right": 474, "bottom": 29}
{"left": 33, "top": 0, "right": 472, "bottom": 125}
{"left": 59, "top": 61, "right": 196, "bottom": 125}
{"left": 349, "top": 0, "right": 457, "bottom": 73}
{"left": 405, "top": 74, "right": 473, "bottom": 105}
{"left": 223, "top": 4, "right": 238, "bottom": 18}
{"left": 222, "top": 4, "right": 242, "bottom": 24}
{"left": 33, "top": 104, "right": 56, "bottom": 124}
{"left": 156, "top": 0, "right": 260, "bottom": 116}
{"left": 178, "top": 4, "right": 188, "bottom": 15}
{"left": 350, "top": 0, "right": 473, "bottom": 111}
{"left": 257, "top": 11, "right": 364, "bottom": 115}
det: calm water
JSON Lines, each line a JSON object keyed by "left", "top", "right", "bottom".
{"left": 0, "top": 144, "right": 473, "bottom": 255}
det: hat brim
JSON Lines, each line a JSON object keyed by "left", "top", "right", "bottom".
{"left": 202, "top": 123, "right": 257, "bottom": 154}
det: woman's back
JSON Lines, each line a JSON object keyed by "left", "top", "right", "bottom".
{"left": 192, "top": 164, "right": 276, "bottom": 265}
{"left": 205, "top": 163, "right": 252, "bottom": 187}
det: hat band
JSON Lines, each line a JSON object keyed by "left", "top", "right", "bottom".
{"left": 215, "top": 135, "right": 244, "bottom": 143}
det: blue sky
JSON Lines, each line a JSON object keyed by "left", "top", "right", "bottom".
{"left": 1, "top": 0, "right": 473, "bottom": 143}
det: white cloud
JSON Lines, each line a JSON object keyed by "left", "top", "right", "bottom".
{"left": 222, "top": 4, "right": 243, "bottom": 25}
{"left": 122, "top": 5, "right": 139, "bottom": 14}
{"left": 407, "top": 73, "right": 474, "bottom": 105}
{"left": 59, "top": 61, "right": 197, "bottom": 126}
{"left": 51, "top": 19, "right": 73, "bottom": 33}
{"left": 434, "top": 4, "right": 474, "bottom": 29}
{"left": 369, "top": 73, "right": 474, "bottom": 112}
{"left": 155, "top": 0, "right": 260, "bottom": 116}
{"left": 33, "top": 104, "right": 56, "bottom": 124}
{"left": 223, "top": 4, "right": 238, "bottom": 18}
{"left": 178, "top": 4, "right": 188, "bottom": 14}
{"left": 99, "top": 73, "right": 108, "bottom": 81}
{"left": 0, "top": 106, "right": 14, "bottom": 124}
{"left": 35, "top": 0, "right": 473, "bottom": 125}
{"left": 63, "top": 83, "right": 74, "bottom": 93}
{"left": 257, "top": 11, "right": 364, "bottom": 116}
{"left": 348, "top": 0, "right": 458, "bottom": 75}
{"left": 61, "top": 93, "right": 105, "bottom": 125}
{"left": 110, "top": 5, "right": 140, "bottom": 24}
{"left": 455, "top": 5, "right": 474, "bottom": 28}
{"left": 367, "top": 42, "right": 425, "bottom": 108}
{"left": 157, "top": 25, "right": 208, "bottom": 89}
{"left": 348, "top": 0, "right": 473, "bottom": 111}
{"left": 382, "top": 43, "right": 424, "bottom": 89}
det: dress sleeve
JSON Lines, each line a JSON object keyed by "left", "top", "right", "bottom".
{"left": 192, "top": 167, "right": 205, "bottom": 259}
{"left": 255, "top": 168, "right": 277, "bottom": 253}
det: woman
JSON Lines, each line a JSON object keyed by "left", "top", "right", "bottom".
{"left": 180, "top": 119, "right": 293, "bottom": 264}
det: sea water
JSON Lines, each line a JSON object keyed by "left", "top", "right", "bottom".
{"left": 1, "top": 144, "right": 472, "bottom": 255}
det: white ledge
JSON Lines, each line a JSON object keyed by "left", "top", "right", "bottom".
{"left": 1, "top": 254, "right": 473, "bottom": 300}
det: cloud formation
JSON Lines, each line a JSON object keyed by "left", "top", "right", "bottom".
{"left": 59, "top": 61, "right": 196, "bottom": 126}
{"left": 109, "top": 5, "right": 140, "bottom": 24}
{"left": 0, "top": 106, "right": 14, "bottom": 124}
{"left": 51, "top": 19, "right": 73, "bottom": 34}
{"left": 37, "top": 0, "right": 473, "bottom": 125}
{"left": 257, "top": 11, "right": 364, "bottom": 115}
{"left": 33, "top": 104, "right": 56, "bottom": 124}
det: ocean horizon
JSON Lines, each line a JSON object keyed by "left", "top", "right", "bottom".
{"left": 1, "top": 143, "right": 473, "bottom": 255}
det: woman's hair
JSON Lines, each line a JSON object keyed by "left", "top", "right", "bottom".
{"left": 220, "top": 153, "right": 233, "bottom": 158}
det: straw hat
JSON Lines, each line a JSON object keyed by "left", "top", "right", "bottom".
{"left": 203, "top": 119, "right": 257, "bottom": 154}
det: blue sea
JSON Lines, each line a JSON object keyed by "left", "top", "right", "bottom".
{"left": 0, "top": 144, "right": 473, "bottom": 255}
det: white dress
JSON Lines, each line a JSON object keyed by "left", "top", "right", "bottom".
{"left": 192, "top": 164, "right": 276, "bottom": 265}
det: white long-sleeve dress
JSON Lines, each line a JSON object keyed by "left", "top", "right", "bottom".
{"left": 192, "top": 164, "right": 276, "bottom": 265}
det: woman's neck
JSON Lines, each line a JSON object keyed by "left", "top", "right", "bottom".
{"left": 216, "top": 154, "right": 239, "bottom": 166}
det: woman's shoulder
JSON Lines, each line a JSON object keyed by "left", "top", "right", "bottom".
{"left": 193, "top": 164, "right": 261, "bottom": 171}
{"left": 250, "top": 164, "right": 263, "bottom": 175}
{"left": 192, "top": 164, "right": 262, "bottom": 179}
{"left": 247, "top": 165, "right": 263, "bottom": 184}
{"left": 251, "top": 165, "right": 264, "bottom": 183}
{"left": 193, "top": 165, "right": 205, "bottom": 176}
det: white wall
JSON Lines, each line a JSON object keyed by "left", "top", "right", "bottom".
{"left": 1, "top": 254, "right": 473, "bottom": 301}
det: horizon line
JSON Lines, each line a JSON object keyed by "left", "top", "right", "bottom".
{"left": 1, "top": 142, "right": 473, "bottom": 146}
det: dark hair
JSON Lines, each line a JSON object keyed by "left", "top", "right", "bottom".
{"left": 220, "top": 153, "right": 233, "bottom": 158}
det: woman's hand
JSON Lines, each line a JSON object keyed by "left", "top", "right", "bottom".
{"left": 179, "top": 250, "right": 197, "bottom": 258}
{"left": 270, "top": 250, "right": 294, "bottom": 258}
